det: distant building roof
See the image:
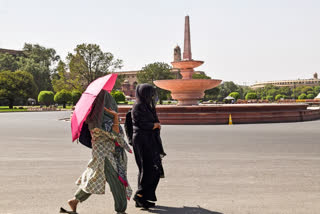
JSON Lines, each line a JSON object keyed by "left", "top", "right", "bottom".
{"left": 0, "top": 48, "right": 24, "bottom": 56}
{"left": 114, "top": 70, "right": 140, "bottom": 75}
{"left": 251, "top": 75, "right": 320, "bottom": 89}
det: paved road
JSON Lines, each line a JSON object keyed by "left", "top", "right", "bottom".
{"left": 0, "top": 112, "right": 319, "bottom": 214}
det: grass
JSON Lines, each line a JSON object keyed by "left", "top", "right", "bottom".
{"left": 57, "top": 105, "right": 74, "bottom": 109}
{"left": 0, "top": 105, "right": 74, "bottom": 112}
{"left": 0, "top": 106, "right": 28, "bottom": 112}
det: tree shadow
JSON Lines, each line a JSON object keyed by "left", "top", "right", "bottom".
{"left": 145, "top": 205, "right": 223, "bottom": 214}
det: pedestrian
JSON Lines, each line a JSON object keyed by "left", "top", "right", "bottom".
{"left": 131, "top": 84, "right": 166, "bottom": 209}
{"left": 61, "top": 91, "right": 132, "bottom": 214}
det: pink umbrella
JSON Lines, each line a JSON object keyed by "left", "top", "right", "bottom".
{"left": 71, "top": 73, "right": 118, "bottom": 142}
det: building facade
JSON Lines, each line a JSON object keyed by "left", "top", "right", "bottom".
{"left": 251, "top": 73, "right": 320, "bottom": 89}
{"left": 113, "top": 70, "right": 139, "bottom": 97}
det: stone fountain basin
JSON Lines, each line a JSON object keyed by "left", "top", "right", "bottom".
{"left": 171, "top": 60, "right": 204, "bottom": 69}
{"left": 154, "top": 79, "right": 222, "bottom": 92}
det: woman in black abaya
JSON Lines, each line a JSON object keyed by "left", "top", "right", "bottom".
{"left": 132, "top": 84, "right": 166, "bottom": 209}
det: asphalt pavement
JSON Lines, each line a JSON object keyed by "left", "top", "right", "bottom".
{"left": 0, "top": 111, "right": 319, "bottom": 214}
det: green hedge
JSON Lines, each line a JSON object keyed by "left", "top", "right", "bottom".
{"left": 111, "top": 91, "right": 126, "bottom": 103}
{"left": 38, "top": 91, "right": 54, "bottom": 107}
{"left": 54, "top": 89, "right": 72, "bottom": 108}
{"left": 245, "top": 92, "right": 257, "bottom": 100}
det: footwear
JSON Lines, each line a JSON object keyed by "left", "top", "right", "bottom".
{"left": 135, "top": 201, "right": 155, "bottom": 208}
{"left": 60, "top": 207, "right": 78, "bottom": 214}
{"left": 133, "top": 195, "right": 152, "bottom": 209}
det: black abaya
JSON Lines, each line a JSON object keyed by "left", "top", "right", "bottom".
{"left": 132, "top": 84, "right": 165, "bottom": 202}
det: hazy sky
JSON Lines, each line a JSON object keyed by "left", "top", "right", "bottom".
{"left": 1, "top": 0, "right": 320, "bottom": 85}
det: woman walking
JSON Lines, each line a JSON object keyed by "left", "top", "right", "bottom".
{"left": 61, "top": 91, "right": 132, "bottom": 214}
{"left": 131, "top": 84, "right": 166, "bottom": 209}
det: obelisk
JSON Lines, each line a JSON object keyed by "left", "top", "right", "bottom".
{"left": 154, "top": 15, "right": 222, "bottom": 106}
{"left": 183, "top": 15, "right": 192, "bottom": 60}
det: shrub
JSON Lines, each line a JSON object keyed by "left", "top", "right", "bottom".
{"left": 229, "top": 92, "right": 240, "bottom": 100}
{"left": 307, "top": 91, "right": 314, "bottom": 95}
{"left": 111, "top": 90, "right": 126, "bottom": 103}
{"left": 298, "top": 93, "right": 307, "bottom": 100}
{"left": 54, "top": 89, "right": 72, "bottom": 108}
{"left": 38, "top": 91, "right": 54, "bottom": 107}
{"left": 266, "top": 95, "right": 274, "bottom": 101}
{"left": 245, "top": 92, "right": 257, "bottom": 100}
{"left": 307, "top": 94, "right": 315, "bottom": 99}
{"left": 275, "top": 94, "right": 285, "bottom": 101}
{"left": 72, "top": 90, "right": 82, "bottom": 105}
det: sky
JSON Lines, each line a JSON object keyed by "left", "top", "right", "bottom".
{"left": 1, "top": 0, "right": 320, "bottom": 85}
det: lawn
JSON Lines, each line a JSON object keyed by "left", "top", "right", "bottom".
{"left": 0, "top": 106, "right": 28, "bottom": 112}
{"left": 0, "top": 105, "right": 74, "bottom": 112}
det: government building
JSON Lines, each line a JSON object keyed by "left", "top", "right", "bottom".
{"left": 251, "top": 73, "right": 320, "bottom": 89}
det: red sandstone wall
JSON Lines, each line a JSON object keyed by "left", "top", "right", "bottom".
{"left": 118, "top": 105, "right": 320, "bottom": 125}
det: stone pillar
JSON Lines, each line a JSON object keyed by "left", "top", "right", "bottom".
{"left": 174, "top": 45, "right": 181, "bottom": 62}
{"left": 183, "top": 16, "right": 192, "bottom": 60}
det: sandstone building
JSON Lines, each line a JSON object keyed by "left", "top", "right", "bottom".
{"left": 251, "top": 73, "right": 320, "bottom": 89}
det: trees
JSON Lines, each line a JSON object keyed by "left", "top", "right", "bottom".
{"left": 298, "top": 93, "right": 307, "bottom": 100}
{"left": 229, "top": 92, "right": 240, "bottom": 100}
{"left": 275, "top": 94, "right": 285, "bottom": 101}
{"left": 245, "top": 92, "right": 257, "bottom": 100}
{"left": 18, "top": 43, "right": 60, "bottom": 93}
{"left": 54, "top": 89, "right": 72, "bottom": 108}
{"left": 192, "top": 73, "right": 211, "bottom": 79}
{"left": 314, "top": 86, "right": 320, "bottom": 95}
{"left": 71, "top": 90, "right": 82, "bottom": 105}
{"left": 113, "top": 74, "right": 126, "bottom": 90}
{"left": 51, "top": 60, "right": 83, "bottom": 92}
{"left": 266, "top": 95, "right": 274, "bottom": 101}
{"left": 110, "top": 91, "right": 126, "bottom": 103}
{"left": 38, "top": 91, "right": 54, "bottom": 107}
{"left": 137, "top": 62, "right": 174, "bottom": 103}
{"left": 213, "top": 81, "right": 241, "bottom": 101}
{"left": 204, "top": 87, "right": 220, "bottom": 101}
{"left": 190, "top": 72, "right": 220, "bottom": 101}
{"left": 0, "top": 44, "right": 60, "bottom": 94}
{"left": 307, "top": 94, "right": 315, "bottom": 99}
{"left": 279, "top": 86, "right": 291, "bottom": 97}
{"left": 0, "top": 70, "right": 37, "bottom": 109}
{"left": 0, "top": 53, "right": 19, "bottom": 72}
{"left": 67, "top": 43, "right": 123, "bottom": 90}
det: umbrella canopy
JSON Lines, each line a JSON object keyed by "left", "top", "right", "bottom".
{"left": 224, "top": 96, "right": 235, "bottom": 100}
{"left": 315, "top": 92, "right": 320, "bottom": 100}
{"left": 71, "top": 74, "right": 118, "bottom": 142}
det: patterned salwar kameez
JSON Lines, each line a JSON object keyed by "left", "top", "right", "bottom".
{"left": 73, "top": 91, "right": 132, "bottom": 213}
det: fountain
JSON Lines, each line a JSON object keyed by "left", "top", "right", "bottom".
{"left": 118, "top": 16, "right": 320, "bottom": 125}
{"left": 154, "top": 16, "right": 222, "bottom": 106}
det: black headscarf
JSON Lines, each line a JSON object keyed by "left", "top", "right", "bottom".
{"left": 135, "top": 83, "right": 158, "bottom": 115}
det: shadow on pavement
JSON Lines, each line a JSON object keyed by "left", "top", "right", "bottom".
{"left": 146, "top": 205, "right": 223, "bottom": 214}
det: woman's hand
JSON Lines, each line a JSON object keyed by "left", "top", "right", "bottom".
{"left": 104, "top": 107, "right": 120, "bottom": 133}
{"left": 104, "top": 107, "right": 118, "bottom": 117}
{"left": 153, "top": 123, "right": 161, "bottom": 130}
